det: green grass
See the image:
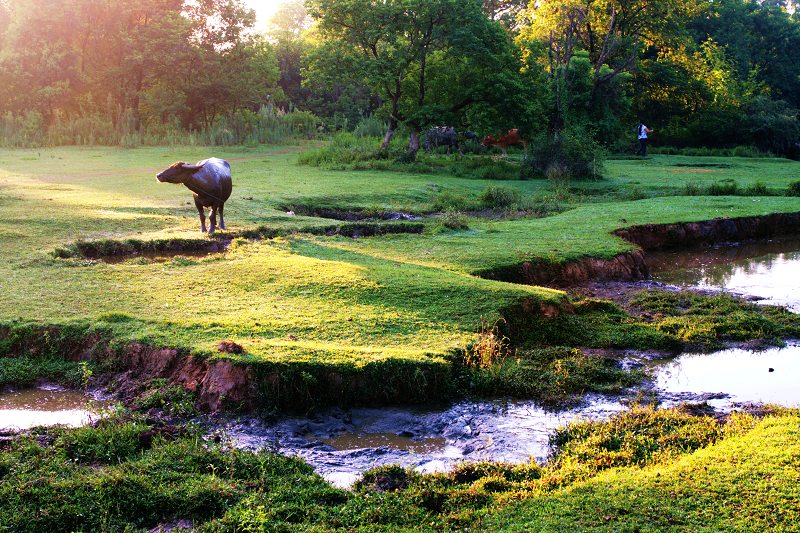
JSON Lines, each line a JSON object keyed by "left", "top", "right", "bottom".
{"left": 1, "top": 406, "right": 796, "bottom": 531}
{"left": 0, "top": 146, "right": 798, "bottom": 405}
{"left": 481, "top": 409, "right": 800, "bottom": 531}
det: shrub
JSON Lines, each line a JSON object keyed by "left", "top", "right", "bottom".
{"left": 684, "top": 182, "right": 701, "bottom": 196}
{"left": 787, "top": 180, "right": 800, "bottom": 196}
{"left": 353, "top": 115, "right": 386, "bottom": 137}
{"left": 438, "top": 208, "right": 469, "bottom": 230}
{"left": 521, "top": 127, "right": 605, "bottom": 181}
{"left": 707, "top": 179, "right": 739, "bottom": 196}
{"left": 745, "top": 181, "right": 769, "bottom": 196}
{"left": 431, "top": 190, "right": 476, "bottom": 212}
{"left": 464, "top": 319, "right": 511, "bottom": 369}
{"left": 478, "top": 186, "right": 520, "bottom": 209}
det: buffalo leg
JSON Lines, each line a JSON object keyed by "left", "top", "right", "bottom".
{"left": 194, "top": 197, "right": 207, "bottom": 233}
{"left": 209, "top": 206, "right": 218, "bottom": 235}
{"left": 218, "top": 203, "right": 226, "bottom": 230}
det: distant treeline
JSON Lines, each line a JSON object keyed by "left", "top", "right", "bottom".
{"left": 1, "top": 0, "right": 799, "bottom": 155}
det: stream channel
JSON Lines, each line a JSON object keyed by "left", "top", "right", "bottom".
{"left": 2, "top": 237, "right": 798, "bottom": 487}
{"left": 223, "top": 237, "right": 800, "bottom": 487}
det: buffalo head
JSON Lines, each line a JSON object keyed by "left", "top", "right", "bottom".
{"left": 156, "top": 161, "right": 205, "bottom": 183}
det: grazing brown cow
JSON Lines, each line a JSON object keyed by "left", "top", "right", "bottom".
{"left": 156, "top": 157, "right": 232, "bottom": 234}
{"left": 482, "top": 128, "right": 528, "bottom": 157}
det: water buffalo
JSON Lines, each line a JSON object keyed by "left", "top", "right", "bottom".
{"left": 424, "top": 126, "right": 459, "bottom": 153}
{"left": 424, "top": 127, "right": 482, "bottom": 153}
{"left": 156, "top": 157, "right": 232, "bottom": 234}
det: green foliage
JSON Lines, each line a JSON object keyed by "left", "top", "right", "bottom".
{"left": 651, "top": 145, "right": 771, "bottom": 158}
{"left": 478, "top": 185, "right": 521, "bottom": 208}
{"left": 431, "top": 190, "right": 477, "bottom": 212}
{"left": 632, "top": 290, "right": 800, "bottom": 351}
{"left": 707, "top": 179, "right": 739, "bottom": 196}
{"left": 438, "top": 209, "right": 470, "bottom": 230}
{"left": 522, "top": 128, "right": 606, "bottom": 180}
{"left": 0, "top": 357, "right": 91, "bottom": 389}
{"left": 788, "top": 180, "right": 800, "bottom": 197}
{"left": 2, "top": 407, "right": 796, "bottom": 532}
{"left": 134, "top": 378, "right": 198, "bottom": 418}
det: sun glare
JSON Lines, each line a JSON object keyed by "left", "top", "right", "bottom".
{"left": 243, "top": 0, "right": 284, "bottom": 31}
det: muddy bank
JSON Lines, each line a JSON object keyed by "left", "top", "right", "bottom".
{"left": 0, "top": 294, "right": 571, "bottom": 414}
{"left": 280, "top": 205, "right": 422, "bottom": 222}
{"left": 53, "top": 221, "right": 424, "bottom": 261}
{"left": 614, "top": 212, "right": 800, "bottom": 251}
{"left": 479, "top": 212, "right": 800, "bottom": 286}
{"left": 478, "top": 250, "right": 649, "bottom": 286}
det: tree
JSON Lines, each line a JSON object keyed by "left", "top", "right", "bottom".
{"left": 483, "top": 0, "right": 528, "bottom": 30}
{"left": 266, "top": 0, "right": 313, "bottom": 109}
{"left": 517, "top": 0, "right": 702, "bottom": 133}
{"left": 307, "top": 0, "right": 521, "bottom": 154}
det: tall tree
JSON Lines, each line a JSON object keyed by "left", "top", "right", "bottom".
{"left": 307, "top": 0, "right": 520, "bottom": 154}
{"left": 517, "top": 0, "right": 702, "bottom": 131}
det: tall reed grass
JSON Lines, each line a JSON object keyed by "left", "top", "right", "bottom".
{"left": 0, "top": 106, "right": 321, "bottom": 148}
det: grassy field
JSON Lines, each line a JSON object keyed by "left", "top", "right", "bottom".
{"left": 0, "top": 145, "right": 798, "bottom": 406}
{"left": 1, "top": 145, "right": 799, "bottom": 530}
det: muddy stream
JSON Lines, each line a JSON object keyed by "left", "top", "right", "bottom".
{"left": 4, "top": 238, "right": 799, "bottom": 487}
{"left": 218, "top": 237, "right": 800, "bottom": 487}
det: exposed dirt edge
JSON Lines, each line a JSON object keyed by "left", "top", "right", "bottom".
{"left": 52, "top": 222, "right": 424, "bottom": 261}
{"left": 0, "top": 296, "right": 569, "bottom": 413}
{"left": 478, "top": 250, "right": 649, "bottom": 287}
{"left": 478, "top": 212, "right": 800, "bottom": 286}
{"left": 613, "top": 211, "right": 800, "bottom": 251}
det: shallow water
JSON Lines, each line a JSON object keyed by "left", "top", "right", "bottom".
{"left": 223, "top": 237, "right": 800, "bottom": 486}
{"left": 224, "top": 395, "right": 627, "bottom": 487}
{"left": 653, "top": 343, "right": 800, "bottom": 408}
{"left": 647, "top": 237, "right": 800, "bottom": 312}
{"left": 0, "top": 385, "right": 104, "bottom": 431}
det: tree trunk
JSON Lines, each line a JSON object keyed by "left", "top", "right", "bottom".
{"left": 407, "top": 129, "right": 420, "bottom": 157}
{"left": 381, "top": 117, "right": 397, "bottom": 150}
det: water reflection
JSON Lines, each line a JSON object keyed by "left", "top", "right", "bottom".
{"left": 648, "top": 237, "right": 800, "bottom": 312}
{"left": 654, "top": 343, "right": 800, "bottom": 408}
{"left": 0, "top": 385, "right": 103, "bottom": 431}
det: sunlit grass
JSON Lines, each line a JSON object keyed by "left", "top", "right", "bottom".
{"left": 0, "top": 145, "right": 798, "bottom": 366}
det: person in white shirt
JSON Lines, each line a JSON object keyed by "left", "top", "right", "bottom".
{"left": 637, "top": 122, "right": 653, "bottom": 157}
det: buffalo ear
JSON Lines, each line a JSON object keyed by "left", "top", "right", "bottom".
{"left": 181, "top": 163, "right": 205, "bottom": 171}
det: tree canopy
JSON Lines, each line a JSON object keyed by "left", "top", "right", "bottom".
{"left": 0, "top": 0, "right": 798, "bottom": 155}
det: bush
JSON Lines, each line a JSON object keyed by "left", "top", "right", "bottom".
{"left": 438, "top": 208, "right": 469, "bottom": 230}
{"left": 787, "top": 181, "right": 800, "bottom": 197}
{"left": 298, "top": 132, "right": 386, "bottom": 167}
{"left": 649, "top": 145, "right": 772, "bottom": 158}
{"left": 478, "top": 186, "right": 520, "bottom": 209}
{"left": 353, "top": 115, "right": 386, "bottom": 137}
{"left": 707, "top": 179, "right": 739, "bottom": 196}
{"left": 745, "top": 182, "right": 769, "bottom": 196}
{"left": 684, "top": 182, "right": 701, "bottom": 196}
{"left": 521, "top": 127, "right": 605, "bottom": 181}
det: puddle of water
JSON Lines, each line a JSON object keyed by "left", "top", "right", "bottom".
{"left": 223, "top": 397, "right": 627, "bottom": 488}
{"left": 653, "top": 343, "right": 800, "bottom": 408}
{"left": 648, "top": 237, "right": 800, "bottom": 312}
{"left": 0, "top": 386, "right": 105, "bottom": 431}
